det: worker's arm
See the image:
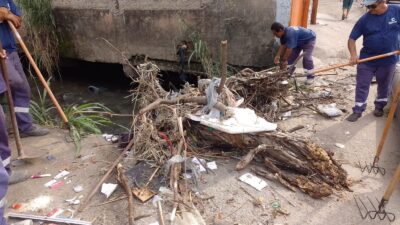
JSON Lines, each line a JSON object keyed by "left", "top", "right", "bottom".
{"left": 274, "top": 45, "right": 286, "bottom": 64}
{"left": 281, "top": 48, "right": 293, "bottom": 67}
{"left": 348, "top": 38, "right": 358, "bottom": 65}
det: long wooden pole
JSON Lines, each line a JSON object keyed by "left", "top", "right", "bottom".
{"left": 217, "top": 40, "right": 227, "bottom": 94}
{"left": 378, "top": 163, "right": 400, "bottom": 211}
{"left": 0, "top": 42, "right": 23, "bottom": 158}
{"left": 311, "top": 0, "right": 319, "bottom": 24}
{"left": 8, "top": 21, "right": 69, "bottom": 124}
{"left": 373, "top": 82, "right": 400, "bottom": 166}
{"left": 290, "top": 0, "right": 304, "bottom": 27}
{"left": 296, "top": 50, "right": 400, "bottom": 77}
{"left": 301, "top": 0, "right": 311, "bottom": 28}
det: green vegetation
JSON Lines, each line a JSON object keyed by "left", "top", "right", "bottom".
{"left": 16, "top": 0, "right": 59, "bottom": 76}
{"left": 63, "top": 103, "right": 113, "bottom": 156}
{"left": 30, "top": 80, "right": 113, "bottom": 156}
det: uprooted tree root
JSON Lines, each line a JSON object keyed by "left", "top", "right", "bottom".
{"left": 188, "top": 122, "right": 350, "bottom": 199}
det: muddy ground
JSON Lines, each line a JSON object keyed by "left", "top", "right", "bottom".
{"left": 5, "top": 1, "right": 400, "bottom": 225}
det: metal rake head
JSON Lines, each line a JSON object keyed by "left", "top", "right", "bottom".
{"left": 354, "top": 196, "right": 395, "bottom": 222}
{"left": 358, "top": 161, "right": 386, "bottom": 176}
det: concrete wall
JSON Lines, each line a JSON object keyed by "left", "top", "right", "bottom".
{"left": 52, "top": 0, "right": 291, "bottom": 70}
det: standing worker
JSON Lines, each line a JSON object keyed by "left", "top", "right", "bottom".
{"left": 342, "top": 0, "right": 355, "bottom": 20}
{"left": 271, "top": 22, "right": 317, "bottom": 85}
{"left": 0, "top": 0, "right": 49, "bottom": 136}
{"left": 346, "top": 0, "right": 400, "bottom": 122}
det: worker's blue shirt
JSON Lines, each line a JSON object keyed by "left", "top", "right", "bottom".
{"left": 280, "top": 26, "right": 316, "bottom": 49}
{"left": 350, "top": 5, "right": 400, "bottom": 67}
{"left": 0, "top": 0, "right": 20, "bottom": 54}
{"left": 0, "top": 0, "right": 20, "bottom": 94}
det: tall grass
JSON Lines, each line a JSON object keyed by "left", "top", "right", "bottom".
{"left": 16, "top": 0, "right": 59, "bottom": 76}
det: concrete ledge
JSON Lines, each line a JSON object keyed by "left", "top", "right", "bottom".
{"left": 52, "top": 0, "right": 285, "bottom": 68}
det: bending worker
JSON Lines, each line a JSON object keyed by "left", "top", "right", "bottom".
{"left": 271, "top": 22, "right": 317, "bottom": 85}
{"left": 346, "top": 0, "right": 400, "bottom": 122}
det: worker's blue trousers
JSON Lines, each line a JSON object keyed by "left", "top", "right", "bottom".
{"left": 0, "top": 51, "right": 32, "bottom": 133}
{"left": 0, "top": 105, "right": 10, "bottom": 225}
{"left": 353, "top": 63, "right": 396, "bottom": 113}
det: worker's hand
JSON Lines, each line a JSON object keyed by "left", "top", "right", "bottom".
{"left": 6, "top": 14, "right": 21, "bottom": 29}
{"left": 0, "top": 50, "right": 6, "bottom": 59}
{"left": 349, "top": 54, "right": 358, "bottom": 65}
{"left": 280, "top": 60, "right": 288, "bottom": 70}
{"left": 274, "top": 56, "right": 281, "bottom": 65}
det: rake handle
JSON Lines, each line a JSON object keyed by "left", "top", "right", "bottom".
{"left": 7, "top": 21, "right": 69, "bottom": 124}
{"left": 374, "top": 82, "right": 400, "bottom": 165}
{"left": 313, "top": 50, "right": 400, "bottom": 75}
{"left": 379, "top": 163, "right": 400, "bottom": 210}
{"left": 0, "top": 42, "right": 24, "bottom": 157}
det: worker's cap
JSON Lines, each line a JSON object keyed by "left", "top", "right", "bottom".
{"left": 363, "top": 0, "right": 379, "bottom": 6}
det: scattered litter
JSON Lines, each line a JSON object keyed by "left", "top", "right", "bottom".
{"left": 149, "top": 222, "right": 159, "bottom": 225}
{"left": 281, "top": 80, "right": 289, "bottom": 85}
{"left": 44, "top": 180, "right": 58, "bottom": 188}
{"left": 66, "top": 196, "right": 80, "bottom": 205}
{"left": 309, "top": 91, "right": 333, "bottom": 99}
{"left": 345, "top": 131, "right": 350, "bottom": 135}
{"left": 101, "top": 183, "right": 118, "bottom": 198}
{"left": 31, "top": 174, "right": 51, "bottom": 179}
{"left": 239, "top": 173, "right": 268, "bottom": 191}
{"left": 47, "top": 208, "right": 64, "bottom": 218}
{"left": 192, "top": 157, "right": 206, "bottom": 172}
{"left": 183, "top": 173, "right": 192, "bottom": 179}
{"left": 46, "top": 155, "right": 56, "bottom": 161}
{"left": 11, "top": 203, "right": 22, "bottom": 210}
{"left": 102, "top": 134, "right": 113, "bottom": 142}
{"left": 281, "top": 111, "right": 292, "bottom": 120}
{"left": 132, "top": 187, "right": 156, "bottom": 202}
{"left": 151, "top": 195, "right": 162, "bottom": 207}
{"left": 54, "top": 170, "right": 70, "bottom": 180}
{"left": 335, "top": 143, "right": 345, "bottom": 149}
{"left": 206, "top": 161, "right": 218, "bottom": 170}
{"left": 49, "top": 181, "right": 65, "bottom": 189}
{"left": 158, "top": 187, "right": 174, "bottom": 196}
{"left": 73, "top": 185, "right": 84, "bottom": 193}
{"left": 317, "top": 103, "right": 343, "bottom": 117}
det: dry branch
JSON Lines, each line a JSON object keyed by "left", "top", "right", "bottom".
{"left": 117, "top": 164, "right": 135, "bottom": 225}
{"left": 188, "top": 121, "right": 349, "bottom": 198}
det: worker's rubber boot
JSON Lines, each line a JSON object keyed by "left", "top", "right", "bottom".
{"left": 346, "top": 112, "right": 362, "bottom": 122}
{"left": 305, "top": 78, "right": 314, "bottom": 85}
{"left": 373, "top": 108, "right": 384, "bottom": 117}
{"left": 20, "top": 124, "right": 49, "bottom": 138}
{"left": 9, "top": 170, "right": 30, "bottom": 185}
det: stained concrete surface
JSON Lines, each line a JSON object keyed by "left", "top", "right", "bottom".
{"left": 52, "top": 0, "right": 285, "bottom": 68}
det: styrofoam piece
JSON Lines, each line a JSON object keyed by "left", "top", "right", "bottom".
{"left": 101, "top": 183, "right": 118, "bottom": 198}
{"left": 239, "top": 173, "right": 268, "bottom": 191}
{"left": 44, "top": 179, "right": 57, "bottom": 188}
{"left": 188, "top": 107, "right": 277, "bottom": 134}
{"left": 54, "top": 170, "right": 70, "bottom": 180}
{"left": 207, "top": 161, "right": 218, "bottom": 170}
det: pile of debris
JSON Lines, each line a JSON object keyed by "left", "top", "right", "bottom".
{"left": 77, "top": 52, "right": 349, "bottom": 224}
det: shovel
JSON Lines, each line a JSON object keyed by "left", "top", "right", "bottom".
{"left": 0, "top": 42, "right": 43, "bottom": 160}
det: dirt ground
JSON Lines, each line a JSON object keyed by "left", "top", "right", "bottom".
{"left": 5, "top": 0, "right": 400, "bottom": 225}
